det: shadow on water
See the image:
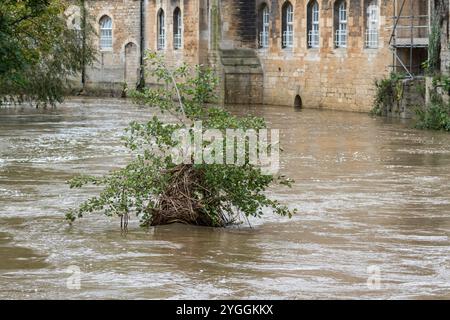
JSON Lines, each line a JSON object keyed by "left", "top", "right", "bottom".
{"left": 0, "top": 231, "right": 48, "bottom": 270}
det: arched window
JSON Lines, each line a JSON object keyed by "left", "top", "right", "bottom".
{"left": 99, "top": 15, "right": 112, "bottom": 50}
{"left": 282, "top": 2, "right": 293, "bottom": 48}
{"left": 365, "top": 0, "right": 379, "bottom": 48}
{"left": 157, "top": 9, "right": 165, "bottom": 50}
{"left": 307, "top": 1, "right": 319, "bottom": 48}
{"left": 334, "top": 1, "right": 347, "bottom": 48}
{"left": 173, "top": 8, "right": 182, "bottom": 50}
{"left": 258, "top": 4, "right": 270, "bottom": 48}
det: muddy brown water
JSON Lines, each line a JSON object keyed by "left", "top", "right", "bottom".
{"left": 0, "top": 98, "right": 449, "bottom": 299}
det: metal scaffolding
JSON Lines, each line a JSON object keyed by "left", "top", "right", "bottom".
{"left": 388, "top": 0, "right": 431, "bottom": 78}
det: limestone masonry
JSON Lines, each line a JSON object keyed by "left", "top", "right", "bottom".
{"left": 66, "top": 0, "right": 442, "bottom": 112}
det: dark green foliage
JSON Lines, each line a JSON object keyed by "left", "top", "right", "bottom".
{"left": 415, "top": 90, "right": 450, "bottom": 131}
{"left": 426, "top": 18, "right": 441, "bottom": 75}
{"left": 0, "top": 0, "right": 95, "bottom": 107}
{"left": 371, "top": 73, "right": 403, "bottom": 116}
{"left": 432, "top": 74, "right": 450, "bottom": 94}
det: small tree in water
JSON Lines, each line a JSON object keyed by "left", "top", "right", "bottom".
{"left": 67, "top": 53, "right": 296, "bottom": 228}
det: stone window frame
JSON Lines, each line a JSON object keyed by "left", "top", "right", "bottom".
{"left": 258, "top": 2, "right": 270, "bottom": 49}
{"left": 99, "top": 15, "right": 113, "bottom": 52}
{"left": 281, "top": 1, "right": 294, "bottom": 49}
{"left": 173, "top": 7, "right": 183, "bottom": 50}
{"left": 307, "top": 0, "right": 320, "bottom": 49}
{"left": 157, "top": 9, "right": 166, "bottom": 51}
{"left": 364, "top": 0, "right": 379, "bottom": 49}
{"left": 334, "top": 0, "right": 348, "bottom": 49}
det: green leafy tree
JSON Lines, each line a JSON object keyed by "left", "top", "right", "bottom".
{"left": 415, "top": 84, "right": 450, "bottom": 131}
{"left": 371, "top": 73, "right": 404, "bottom": 116}
{"left": 67, "top": 52, "right": 296, "bottom": 228}
{"left": 0, "top": 0, "right": 95, "bottom": 107}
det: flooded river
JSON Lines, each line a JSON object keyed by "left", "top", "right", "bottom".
{"left": 0, "top": 98, "right": 449, "bottom": 299}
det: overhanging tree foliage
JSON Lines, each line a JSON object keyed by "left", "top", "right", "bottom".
{"left": 0, "top": 0, "right": 95, "bottom": 106}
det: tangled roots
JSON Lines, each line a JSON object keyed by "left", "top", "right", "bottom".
{"left": 146, "top": 164, "right": 232, "bottom": 227}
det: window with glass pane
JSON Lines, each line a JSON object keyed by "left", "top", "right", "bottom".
{"left": 259, "top": 5, "right": 269, "bottom": 48}
{"left": 308, "top": 1, "right": 319, "bottom": 48}
{"left": 335, "top": 1, "right": 347, "bottom": 48}
{"left": 99, "top": 16, "right": 112, "bottom": 50}
{"left": 365, "top": 1, "right": 379, "bottom": 48}
{"left": 173, "top": 8, "right": 182, "bottom": 50}
{"left": 158, "top": 10, "right": 165, "bottom": 50}
{"left": 282, "top": 2, "right": 293, "bottom": 48}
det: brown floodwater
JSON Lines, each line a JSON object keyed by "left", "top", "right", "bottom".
{"left": 0, "top": 98, "right": 449, "bottom": 299}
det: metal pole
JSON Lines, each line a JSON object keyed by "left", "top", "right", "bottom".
{"left": 81, "top": 0, "right": 86, "bottom": 91}
{"left": 393, "top": 0, "right": 397, "bottom": 73}
{"left": 389, "top": 0, "right": 407, "bottom": 45}
{"left": 138, "top": 0, "right": 145, "bottom": 90}
{"left": 410, "top": 0, "right": 413, "bottom": 75}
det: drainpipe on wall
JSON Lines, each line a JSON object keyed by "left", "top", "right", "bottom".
{"left": 138, "top": 0, "right": 146, "bottom": 90}
{"left": 81, "top": 0, "right": 86, "bottom": 92}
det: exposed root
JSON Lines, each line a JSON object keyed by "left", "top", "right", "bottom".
{"left": 145, "top": 164, "right": 233, "bottom": 227}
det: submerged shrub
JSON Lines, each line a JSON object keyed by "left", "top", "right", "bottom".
{"left": 67, "top": 52, "right": 296, "bottom": 228}
{"left": 415, "top": 94, "right": 450, "bottom": 131}
{"left": 371, "top": 73, "right": 403, "bottom": 116}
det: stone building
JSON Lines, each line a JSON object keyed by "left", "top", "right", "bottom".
{"left": 434, "top": 0, "right": 450, "bottom": 75}
{"left": 66, "top": 0, "right": 441, "bottom": 112}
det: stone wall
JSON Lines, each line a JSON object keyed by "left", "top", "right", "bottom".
{"left": 221, "top": 49, "right": 264, "bottom": 104}
{"left": 85, "top": 0, "right": 142, "bottom": 93}
{"left": 439, "top": 1, "right": 450, "bottom": 75}
{"left": 387, "top": 79, "right": 425, "bottom": 119}
{"left": 69, "top": 0, "right": 433, "bottom": 112}
{"left": 145, "top": 0, "right": 206, "bottom": 66}
{"left": 251, "top": 0, "right": 393, "bottom": 111}
{"left": 187, "top": 0, "right": 396, "bottom": 111}
{"left": 425, "top": 0, "right": 449, "bottom": 106}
